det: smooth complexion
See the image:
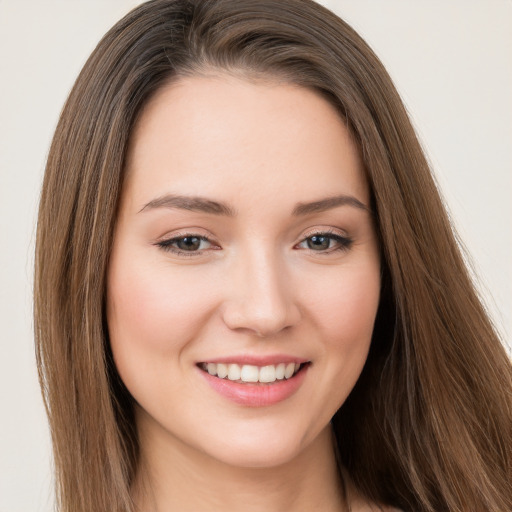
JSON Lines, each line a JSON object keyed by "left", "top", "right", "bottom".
{"left": 107, "top": 74, "right": 382, "bottom": 511}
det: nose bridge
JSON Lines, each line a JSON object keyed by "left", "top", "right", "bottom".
{"left": 222, "top": 242, "right": 300, "bottom": 337}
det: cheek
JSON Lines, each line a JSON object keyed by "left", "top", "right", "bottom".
{"left": 309, "top": 261, "right": 380, "bottom": 336}
{"left": 106, "top": 253, "right": 220, "bottom": 379}
{"left": 302, "top": 261, "right": 380, "bottom": 383}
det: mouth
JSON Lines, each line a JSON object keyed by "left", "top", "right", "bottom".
{"left": 198, "top": 361, "right": 309, "bottom": 384}
{"left": 197, "top": 359, "right": 311, "bottom": 407}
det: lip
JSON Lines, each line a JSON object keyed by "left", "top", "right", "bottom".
{"left": 198, "top": 354, "right": 309, "bottom": 366}
{"left": 197, "top": 360, "right": 310, "bottom": 407}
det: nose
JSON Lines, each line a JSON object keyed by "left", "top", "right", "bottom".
{"left": 221, "top": 249, "right": 301, "bottom": 338}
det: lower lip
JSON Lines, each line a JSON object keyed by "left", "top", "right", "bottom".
{"left": 198, "top": 365, "right": 309, "bottom": 407}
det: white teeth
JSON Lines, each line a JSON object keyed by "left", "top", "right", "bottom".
{"left": 275, "top": 363, "right": 286, "bottom": 380}
{"left": 202, "top": 362, "right": 304, "bottom": 383}
{"left": 227, "top": 363, "right": 241, "bottom": 381}
{"left": 259, "top": 365, "right": 277, "bottom": 383}
{"left": 284, "top": 362, "right": 295, "bottom": 379}
{"left": 240, "top": 365, "right": 259, "bottom": 382}
{"left": 217, "top": 363, "right": 228, "bottom": 379}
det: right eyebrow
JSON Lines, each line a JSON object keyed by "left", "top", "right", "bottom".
{"left": 138, "top": 194, "right": 237, "bottom": 216}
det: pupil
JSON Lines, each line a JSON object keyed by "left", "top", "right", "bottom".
{"left": 178, "top": 237, "right": 201, "bottom": 251}
{"left": 308, "top": 236, "right": 329, "bottom": 250}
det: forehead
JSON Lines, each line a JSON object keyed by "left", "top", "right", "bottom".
{"left": 123, "top": 74, "right": 368, "bottom": 211}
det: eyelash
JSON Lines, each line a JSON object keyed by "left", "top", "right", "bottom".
{"left": 298, "top": 229, "right": 353, "bottom": 254}
{"left": 155, "top": 230, "right": 353, "bottom": 257}
{"left": 155, "top": 234, "right": 215, "bottom": 257}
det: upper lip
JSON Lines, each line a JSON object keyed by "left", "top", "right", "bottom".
{"left": 197, "top": 354, "right": 310, "bottom": 366}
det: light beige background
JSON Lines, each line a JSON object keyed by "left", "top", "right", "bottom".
{"left": 0, "top": 1, "right": 510, "bottom": 510}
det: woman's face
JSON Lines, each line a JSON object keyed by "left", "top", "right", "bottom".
{"left": 107, "top": 75, "right": 381, "bottom": 469}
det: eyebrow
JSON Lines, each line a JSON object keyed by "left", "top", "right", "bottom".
{"left": 139, "top": 193, "right": 369, "bottom": 216}
{"left": 139, "top": 195, "right": 236, "bottom": 216}
{"left": 292, "top": 195, "right": 369, "bottom": 215}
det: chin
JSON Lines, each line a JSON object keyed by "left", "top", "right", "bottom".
{"left": 196, "top": 420, "right": 325, "bottom": 470}
{"left": 207, "top": 441, "right": 304, "bottom": 469}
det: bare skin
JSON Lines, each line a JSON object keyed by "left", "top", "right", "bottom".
{"left": 133, "top": 417, "right": 346, "bottom": 512}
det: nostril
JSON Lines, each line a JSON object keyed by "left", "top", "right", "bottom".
{"left": 222, "top": 305, "right": 301, "bottom": 338}
{"left": 220, "top": 273, "right": 301, "bottom": 337}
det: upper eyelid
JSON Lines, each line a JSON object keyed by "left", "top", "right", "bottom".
{"left": 155, "top": 229, "right": 351, "bottom": 253}
{"left": 154, "top": 235, "right": 215, "bottom": 257}
{"left": 156, "top": 233, "right": 216, "bottom": 246}
{"left": 155, "top": 229, "right": 216, "bottom": 243}
{"left": 296, "top": 231, "right": 352, "bottom": 249}
{"left": 300, "top": 227, "right": 348, "bottom": 239}
{"left": 157, "top": 227, "right": 348, "bottom": 242}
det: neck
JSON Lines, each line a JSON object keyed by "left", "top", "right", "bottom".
{"left": 132, "top": 411, "right": 347, "bottom": 512}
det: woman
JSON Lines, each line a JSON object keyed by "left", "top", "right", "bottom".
{"left": 34, "top": 1, "right": 512, "bottom": 511}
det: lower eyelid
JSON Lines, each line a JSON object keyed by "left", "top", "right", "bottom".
{"left": 154, "top": 231, "right": 352, "bottom": 255}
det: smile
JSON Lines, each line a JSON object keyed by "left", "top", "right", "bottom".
{"left": 197, "top": 360, "right": 311, "bottom": 406}
{"left": 199, "top": 362, "right": 305, "bottom": 384}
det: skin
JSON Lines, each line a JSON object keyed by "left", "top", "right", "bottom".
{"left": 107, "top": 74, "right": 382, "bottom": 512}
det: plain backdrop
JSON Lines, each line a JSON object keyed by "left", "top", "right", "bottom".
{"left": 0, "top": 1, "right": 510, "bottom": 511}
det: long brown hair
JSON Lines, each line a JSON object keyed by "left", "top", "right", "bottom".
{"left": 34, "top": 1, "right": 512, "bottom": 511}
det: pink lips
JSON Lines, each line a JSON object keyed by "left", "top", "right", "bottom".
{"left": 202, "top": 355, "right": 309, "bottom": 366}
{"left": 197, "top": 356, "right": 310, "bottom": 407}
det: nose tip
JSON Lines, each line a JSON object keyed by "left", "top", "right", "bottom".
{"left": 221, "top": 262, "right": 301, "bottom": 338}
{"left": 223, "top": 296, "right": 299, "bottom": 338}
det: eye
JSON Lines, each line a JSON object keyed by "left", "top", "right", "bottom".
{"left": 155, "top": 234, "right": 215, "bottom": 255}
{"left": 297, "top": 231, "right": 352, "bottom": 253}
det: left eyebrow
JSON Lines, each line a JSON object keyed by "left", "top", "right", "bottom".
{"left": 292, "top": 195, "right": 370, "bottom": 216}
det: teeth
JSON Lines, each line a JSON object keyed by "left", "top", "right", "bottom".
{"left": 240, "top": 365, "right": 259, "bottom": 382}
{"left": 227, "top": 363, "right": 241, "bottom": 381}
{"left": 202, "top": 362, "right": 304, "bottom": 383}
{"left": 284, "top": 362, "right": 295, "bottom": 379}
{"left": 259, "top": 365, "right": 276, "bottom": 383}
{"left": 275, "top": 363, "right": 285, "bottom": 379}
{"left": 217, "top": 363, "right": 228, "bottom": 379}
